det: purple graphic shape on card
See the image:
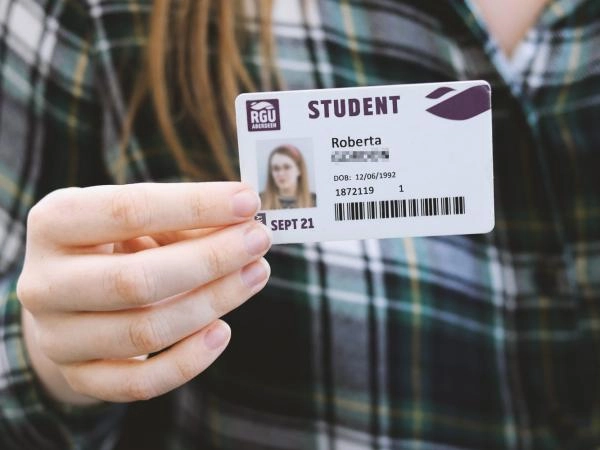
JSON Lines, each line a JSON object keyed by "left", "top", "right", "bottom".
{"left": 426, "top": 85, "right": 491, "bottom": 120}
{"left": 426, "top": 87, "right": 455, "bottom": 99}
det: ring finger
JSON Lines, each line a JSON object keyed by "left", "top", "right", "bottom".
{"left": 38, "top": 259, "right": 270, "bottom": 363}
{"left": 33, "top": 221, "right": 271, "bottom": 313}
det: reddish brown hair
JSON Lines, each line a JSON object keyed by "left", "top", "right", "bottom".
{"left": 124, "top": 0, "right": 279, "bottom": 182}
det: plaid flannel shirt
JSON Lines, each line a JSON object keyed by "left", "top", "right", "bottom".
{"left": 1, "top": 0, "right": 599, "bottom": 449}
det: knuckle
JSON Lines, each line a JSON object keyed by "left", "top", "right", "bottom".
{"left": 62, "top": 365, "right": 108, "bottom": 401}
{"left": 16, "top": 272, "right": 34, "bottom": 305}
{"left": 62, "top": 368, "right": 89, "bottom": 397}
{"left": 128, "top": 315, "right": 167, "bottom": 354}
{"left": 110, "top": 186, "right": 152, "bottom": 232}
{"left": 26, "top": 203, "right": 48, "bottom": 233}
{"left": 187, "top": 192, "right": 211, "bottom": 223}
{"left": 124, "top": 373, "right": 157, "bottom": 401}
{"left": 173, "top": 355, "right": 201, "bottom": 382}
{"left": 110, "top": 263, "right": 156, "bottom": 306}
{"left": 16, "top": 271, "right": 46, "bottom": 312}
{"left": 37, "top": 327, "right": 61, "bottom": 360}
{"left": 207, "top": 284, "right": 239, "bottom": 317}
{"left": 27, "top": 188, "right": 77, "bottom": 232}
{"left": 201, "top": 245, "right": 225, "bottom": 280}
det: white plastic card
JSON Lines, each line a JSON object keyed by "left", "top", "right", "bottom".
{"left": 236, "top": 80, "right": 494, "bottom": 244}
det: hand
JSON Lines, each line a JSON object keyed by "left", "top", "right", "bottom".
{"left": 17, "top": 182, "right": 271, "bottom": 404}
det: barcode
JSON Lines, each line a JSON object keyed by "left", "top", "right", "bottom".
{"left": 334, "top": 196, "right": 466, "bottom": 221}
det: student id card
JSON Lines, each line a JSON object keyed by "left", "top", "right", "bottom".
{"left": 235, "top": 80, "right": 494, "bottom": 244}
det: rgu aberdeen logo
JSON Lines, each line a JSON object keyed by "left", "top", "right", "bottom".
{"left": 246, "top": 99, "right": 281, "bottom": 132}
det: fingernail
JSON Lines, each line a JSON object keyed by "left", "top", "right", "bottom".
{"left": 241, "top": 261, "right": 269, "bottom": 289}
{"left": 232, "top": 190, "right": 259, "bottom": 218}
{"left": 244, "top": 225, "right": 271, "bottom": 255}
{"left": 204, "top": 322, "right": 230, "bottom": 350}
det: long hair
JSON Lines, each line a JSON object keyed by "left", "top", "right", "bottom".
{"left": 262, "top": 145, "right": 314, "bottom": 210}
{"left": 124, "top": 0, "right": 279, "bottom": 182}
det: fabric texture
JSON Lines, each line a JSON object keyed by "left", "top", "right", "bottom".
{"left": 1, "top": 0, "right": 599, "bottom": 449}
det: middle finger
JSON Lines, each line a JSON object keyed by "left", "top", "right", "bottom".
{"left": 42, "top": 221, "right": 271, "bottom": 312}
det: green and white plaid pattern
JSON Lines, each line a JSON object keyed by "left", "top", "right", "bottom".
{"left": 1, "top": 0, "right": 600, "bottom": 449}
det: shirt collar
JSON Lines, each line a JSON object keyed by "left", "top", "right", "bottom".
{"left": 448, "top": 0, "right": 588, "bottom": 91}
{"left": 539, "top": 0, "right": 590, "bottom": 27}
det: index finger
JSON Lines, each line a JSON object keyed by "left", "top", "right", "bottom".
{"left": 30, "top": 182, "right": 260, "bottom": 246}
